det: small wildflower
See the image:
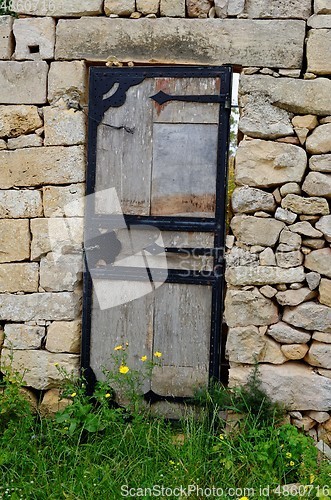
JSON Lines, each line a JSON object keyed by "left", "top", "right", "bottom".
{"left": 119, "top": 365, "right": 129, "bottom": 374}
{"left": 239, "top": 497, "right": 249, "bottom": 500}
{"left": 71, "top": 392, "right": 77, "bottom": 398}
{"left": 169, "top": 460, "right": 175, "bottom": 465}
{"left": 154, "top": 351, "right": 162, "bottom": 358}
{"left": 125, "top": 342, "right": 129, "bottom": 346}
{"left": 54, "top": 363, "right": 59, "bottom": 367}
{"left": 289, "top": 461, "right": 295, "bottom": 466}
{"left": 64, "top": 427, "right": 69, "bottom": 431}
{"left": 309, "top": 474, "right": 315, "bottom": 484}
{"left": 140, "top": 355, "right": 147, "bottom": 362}
{"left": 114, "top": 345, "right": 123, "bottom": 351}
{"left": 105, "top": 393, "right": 111, "bottom": 398}
{"left": 219, "top": 434, "right": 225, "bottom": 440}
{"left": 286, "top": 452, "right": 292, "bottom": 458}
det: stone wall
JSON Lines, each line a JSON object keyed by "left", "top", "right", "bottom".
{"left": 0, "top": 0, "right": 330, "bottom": 433}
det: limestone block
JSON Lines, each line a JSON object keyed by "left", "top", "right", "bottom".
{"left": 104, "top": 0, "right": 135, "bottom": 15}
{"left": 30, "top": 218, "right": 84, "bottom": 260}
{"left": 268, "top": 322, "right": 311, "bottom": 344}
{"left": 260, "top": 338, "right": 288, "bottom": 364}
{"left": 315, "top": 0, "right": 331, "bottom": 14}
{"left": 231, "top": 186, "right": 276, "bottom": 213}
{"left": 302, "top": 238, "right": 325, "bottom": 249}
{"left": 282, "top": 194, "right": 329, "bottom": 215}
{"left": 319, "top": 279, "right": 331, "bottom": 307}
{"left": 136, "top": 0, "right": 160, "bottom": 14}
{"left": 0, "top": 146, "right": 85, "bottom": 189}
{"left": 39, "top": 388, "right": 72, "bottom": 417}
{"left": 283, "top": 302, "right": 331, "bottom": 333}
{"left": 292, "top": 115, "right": 319, "bottom": 130}
{"left": 306, "top": 271, "right": 321, "bottom": 290}
{"left": 3, "top": 324, "right": 45, "bottom": 350}
{"left": 244, "top": 0, "right": 311, "bottom": 19}
{"left": 280, "top": 183, "right": 301, "bottom": 197}
{"left": 226, "top": 326, "right": 266, "bottom": 364}
{"left": 275, "top": 208, "right": 297, "bottom": 224}
{"left": 0, "top": 220, "right": 30, "bottom": 263}
{"left": 235, "top": 140, "right": 307, "bottom": 188}
{"left": 310, "top": 154, "right": 331, "bottom": 173}
{"left": 43, "top": 184, "right": 85, "bottom": 217}
{"left": 0, "top": 62, "right": 47, "bottom": 105}
{"left": 313, "top": 332, "right": 331, "bottom": 343}
{"left": 226, "top": 247, "right": 259, "bottom": 267}
{"left": 11, "top": 0, "right": 103, "bottom": 16}
{"left": 40, "top": 253, "right": 82, "bottom": 292}
{"left": 226, "top": 265, "right": 305, "bottom": 286}
{"left": 307, "top": 410, "right": 330, "bottom": 423}
{"left": 229, "top": 362, "right": 331, "bottom": 411}
{"left": 48, "top": 61, "right": 87, "bottom": 105}
{"left": 305, "top": 248, "right": 331, "bottom": 279}
{"left": 275, "top": 288, "right": 317, "bottom": 307}
{"left": 0, "top": 348, "right": 79, "bottom": 390}
{"left": 260, "top": 285, "right": 277, "bottom": 298}
{"left": 7, "top": 134, "right": 43, "bottom": 149}
{"left": 160, "top": 0, "right": 186, "bottom": 16}
{"left": 214, "top": 0, "right": 228, "bottom": 17}
{"left": 224, "top": 288, "right": 279, "bottom": 327}
{"left": 187, "top": 0, "right": 213, "bottom": 18}
{"left": 303, "top": 172, "right": 331, "bottom": 199}
{"left": 13, "top": 17, "right": 55, "bottom": 61}
{"left": 55, "top": 18, "right": 305, "bottom": 68}
{"left": 279, "top": 229, "right": 302, "bottom": 249}
{"left": 308, "top": 14, "right": 331, "bottom": 28}
{"left": 289, "top": 221, "right": 322, "bottom": 237}
{"left": 46, "top": 320, "right": 81, "bottom": 354}
{"left": 0, "top": 263, "right": 39, "bottom": 293}
{"left": 44, "top": 106, "right": 86, "bottom": 146}
{"left": 276, "top": 250, "right": 303, "bottom": 268}
{"left": 0, "top": 292, "right": 81, "bottom": 322}
{"left": 230, "top": 215, "right": 285, "bottom": 246}
{"left": 239, "top": 75, "right": 331, "bottom": 116}
{"left": 0, "top": 190, "right": 42, "bottom": 218}
{"left": 259, "top": 248, "right": 276, "bottom": 266}
{"left": 0, "top": 16, "right": 13, "bottom": 60}
{"left": 307, "top": 29, "right": 331, "bottom": 75}
{"left": 227, "top": 0, "right": 245, "bottom": 15}
{"left": 306, "top": 124, "right": 331, "bottom": 154}
{"left": 306, "top": 342, "right": 331, "bottom": 369}
{"left": 0, "top": 105, "right": 42, "bottom": 138}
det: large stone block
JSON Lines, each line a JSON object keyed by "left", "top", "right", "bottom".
{"left": 244, "top": 0, "right": 311, "bottom": 19}
{"left": 187, "top": 0, "right": 213, "bottom": 18}
{"left": 0, "top": 16, "right": 13, "bottom": 60}
{"left": 0, "top": 190, "right": 42, "bottom": 218}
{"left": 160, "top": 0, "right": 186, "bottom": 16}
{"left": 7, "top": 134, "right": 42, "bottom": 150}
{"left": 235, "top": 140, "right": 307, "bottom": 188}
{"left": 11, "top": 0, "right": 103, "bottom": 16}
{"left": 276, "top": 288, "right": 317, "bottom": 307}
{"left": 310, "top": 154, "right": 331, "bottom": 173}
{"left": 136, "top": 0, "right": 160, "bottom": 14}
{"left": 268, "top": 322, "right": 311, "bottom": 344}
{"left": 305, "top": 248, "right": 331, "bottom": 279}
{"left": 0, "top": 105, "right": 43, "bottom": 138}
{"left": 230, "top": 215, "right": 285, "bottom": 246}
{"left": 40, "top": 253, "right": 82, "bottom": 292}
{"left": 104, "top": 0, "right": 135, "bottom": 15}
{"left": 308, "top": 14, "right": 331, "bottom": 28}
{"left": 303, "top": 172, "right": 331, "bottom": 199}
{"left": 226, "top": 326, "right": 266, "bottom": 364}
{"left": 0, "top": 263, "right": 39, "bottom": 293}
{"left": 43, "top": 184, "right": 85, "bottom": 217}
{"left": 229, "top": 363, "right": 331, "bottom": 411}
{"left": 281, "top": 194, "right": 330, "bottom": 215}
{"left": 306, "top": 124, "right": 331, "bottom": 154}
{"left": 283, "top": 302, "right": 331, "bottom": 333}
{"left": 231, "top": 186, "right": 276, "bottom": 213}
{"left": 307, "top": 29, "right": 331, "bottom": 75}
{"left": 0, "top": 348, "right": 80, "bottom": 390}
{"left": 306, "top": 342, "right": 331, "bottom": 369}
{"left": 316, "top": 215, "right": 331, "bottom": 242}
{"left": 44, "top": 106, "right": 86, "bottom": 146}
{"left": 0, "top": 220, "right": 30, "bottom": 263}
{"left": 30, "top": 218, "right": 84, "bottom": 260}
{"left": 315, "top": 0, "right": 331, "bottom": 14}
{"left": 224, "top": 288, "right": 279, "bottom": 327}
{"left": 226, "top": 265, "right": 305, "bottom": 286}
{"left": 0, "top": 292, "right": 81, "bottom": 321}
{"left": 0, "top": 62, "right": 48, "bottom": 104}
{"left": 55, "top": 18, "right": 305, "bottom": 68}
{"left": 46, "top": 320, "right": 81, "bottom": 354}
{"left": 0, "top": 146, "right": 85, "bottom": 189}
{"left": 48, "top": 61, "right": 87, "bottom": 105}
{"left": 240, "top": 75, "right": 331, "bottom": 116}
{"left": 13, "top": 17, "right": 55, "bottom": 60}
{"left": 3, "top": 324, "right": 45, "bottom": 350}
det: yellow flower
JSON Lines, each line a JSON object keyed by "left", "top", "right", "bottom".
{"left": 219, "top": 434, "right": 225, "bottom": 440}
{"left": 114, "top": 345, "right": 123, "bottom": 351}
{"left": 286, "top": 452, "right": 292, "bottom": 458}
{"left": 140, "top": 355, "right": 147, "bottom": 362}
{"left": 289, "top": 461, "right": 295, "bottom": 466}
{"left": 239, "top": 497, "right": 249, "bottom": 500}
{"left": 169, "top": 460, "right": 175, "bottom": 465}
{"left": 105, "top": 393, "right": 111, "bottom": 398}
{"left": 310, "top": 474, "right": 315, "bottom": 484}
{"left": 71, "top": 392, "right": 77, "bottom": 398}
{"left": 154, "top": 351, "right": 162, "bottom": 358}
{"left": 54, "top": 363, "right": 59, "bottom": 367}
{"left": 119, "top": 365, "right": 129, "bottom": 374}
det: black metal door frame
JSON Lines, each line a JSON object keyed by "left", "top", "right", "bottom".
{"left": 82, "top": 66, "right": 232, "bottom": 393}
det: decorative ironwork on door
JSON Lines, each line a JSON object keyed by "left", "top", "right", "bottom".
{"left": 82, "top": 66, "right": 232, "bottom": 399}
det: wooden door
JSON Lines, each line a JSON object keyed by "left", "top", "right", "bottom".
{"left": 83, "top": 67, "right": 232, "bottom": 399}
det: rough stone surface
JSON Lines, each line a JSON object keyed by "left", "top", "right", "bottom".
{"left": 319, "top": 279, "right": 331, "bottom": 307}
{"left": 306, "top": 123, "right": 331, "bottom": 154}
{"left": 0, "top": 293, "right": 81, "bottom": 322}
{"left": 315, "top": 216, "right": 331, "bottom": 242}
{"left": 227, "top": 0, "right": 245, "bottom": 16}
{"left": 136, "top": 0, "right": 160, "bottom": 14}
{"left": 0, "top": 190, "right": 42, "bottom": 218}
{"left": 275, "top": 207, "right": 297, "bottom": 224}
{"left": 43, "top": 184, "right": 85, "bottom": 217}
{"left": 226, "top": 326, "right": 266, "bottom": 364}
{"left": 0, "top": 62, "right": 48, "bottom": 105}
{"left": 11, "top": 0, "right": 103, "bottom": 16}
{"left": 289, "top": 221, "right": 323, "bottom": 237}
{"left": 48, "top": 61, "right": 87, "bottom": 105}
{"left": 0, "top": 146, "right": 85, "bottom": 189}
{"left": 279, "top": 229, "right": 302, "bottom": 249}
{"left": 308, "top": 14, "right": 331, "bottom": 28}
{"left": 226, "top": 247, "right": 259, "bottom": 267}
{"left": 40, "top": 254, "right": 82, "bottom": 292}
{"left": 267, "top": 322, "right": 311, "bottom": 344}
{"left": 307, "top": 410, "right": 330, "bottom": 423}
{"left": 235, "top": 140, "right": 307, "bottom": 188}
{"left": 310, "top": 154, "right": 331, "bottom": 173}
{"left": 283, "top": 302, "right": 331, "bottom": 333}
{"left": 224, "top": 288, "right": 279, "bottom": 327}
{"left": 13, "top": 17, "right": 55, "bottom": 61}
{"left": 0, "top": 16, "right": 13, "bottom": 60}
{"left": 282, "top": 194, "right": 329, "bottom": 215}
{"left": 231, "top": 186, "right": 276, "bottom": 213}
{"left": 0, "top": 263, "right": 39, "bottom": 293}
{"left": 306, "top": 271, "right": 321, "bottom": 290}
{"left": 306, "top": 342, "right": 331, "bottom": 369}
{"left": 230, "top": 215, "right": 285, "bottom": 246}
{"left": 302, "top": 238, "right": 325, "bottom": 249}
{"left": 7, "top": 134, "right": 43, "bottom": 149}
{"left": 276, "top": 250, "right": 303, "bottom": 268}
{"left": 281, "top": 344, "right": 309, "bottom": 360}
{"left": 0, "top": 105, "right": 43, "bottom": 138}
{"left": 229, "top": 363, "right": 331, "bottom": 411}
{"left": 261, "top": 337, "right": 288, "bottom": 364}
{"left": 307, "top": 29, "right": 331, "bottom": 75}
{"left": 244, "top": 0, "right": 311, "bottom": 19}
{"left": 260, "top": 285, "right": 277, "bottom": 298}
{"left": 259, "top": 248, "right": 276, "bottom": 266}
{"left": 313, "top": 332, "right": 331, "bottom": 343}
{"left": 303, "top": 172, "right": 331, "bottom": 199}
{"left": 104, "top": 0, "right": 135, "bottom": 15}
{"left": 280, "top": 183, "right": 301, "bottom": 197}
{"left": 305, "top": 248, "right": 331, "bottom": 278}
{"left": 3, "top": 324, "right": 45, "bottom": 350}
{"left": 39, "top": 388, "right": 72, "bottom": 417}
{"left": 276, "top": 288, "right": 317, "bottom": 307}
{"left": 187, "top": 0, "right": 213, "bottom": 17}
{"left": 315, "top": 0, "right": 331, "bottom": 14}
{"left": 292, "top": 115, "right": 319, "bottom": 130}
{"left": 0, "top": 349, "right": 80, "bottom": 390}
{"left": 55, "top": 18, "right": 306, "bottom": 68}
{"left": 0, "top": 220, "right": 30, "bottom": 263}
{"left": 226, "top": 265, "right": 305, "bottom": 286}
{"left": 44, "top": 106, "right": 86, "bottom": 146}
{"left": 46, "top": 320, "right": 81, "bottom": 354}
{"left": 160, "top": 0, "right": 185, "bottom": 16}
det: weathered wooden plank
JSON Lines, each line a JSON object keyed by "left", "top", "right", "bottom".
{"left": 151, "top": 123, "right": 218, "bottom": 217}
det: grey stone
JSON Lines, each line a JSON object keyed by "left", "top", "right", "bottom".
{"left": 40, "top": 254, "right": 82, "bottom": 292}
{"left": 48, "top": 61, "right": 87, "bottom": 105}
{"left": 283, "top": 302, "right": 331, "bottom": 333}
{"left": 226, "top": 247, "right": 259, "bottom": 267}
{"left": 302, "top": 238, "right": 325, "bottom": 249}
{"left": 0, "top": 190, "right": 42, "bottom": 218}
{"left": 160, "top": 0, "right": 185, "bottom": 16}
{"left": 306, "top": 271, "right": 321, "bottom": 290}
{"left": 306, "top": 410, "right": 330, "bottom": 423}
{"left": 259, "top": 248, "right": 276, "bottom": 266}
{"left": 260, "top": 285, "right": 277, "bottom": 298}
{"left": 268, "top": 322, "right": 311, "bottom": 344}
{"left": 0, "top": 16, "right": 13, "bottom": 60}
{"left": 275, "top": 288, "right": 317, "bottom": 306}
{"left": 275, "top": 207, "right": 297, "bottom": 224}
{"left": 307, "top": 29, "right": 331, "bottom": 75}
{"left": 226, "top": 265, "right": 305, "bottom": 286}
{"left": 308, "top": 14, "right": 331, "bottom": 28}
{"left": 214, "top": 0, "right": 228, "bottom": 17}
{"left": 306, "top": 342, "right": 331, "bottom": 369}
{"left": 315, "top": 0, "right": 331, "bottom": 14}
{"left": 55, "top": 18, "right": 305, "bottom": 68}
{"left": 313, "top": 332, "right": 331, "bottom": 343}
{"left": 289, "top": 221, "right": 323, "bottom": 237}
{"left": 279, "top": 229, "right": 302, "bottom": 249}
{"left": 104, "top": 0, "right": 135, "bottom": 16}
{"left": 11, "top": 0, "right": 103, "bottom": 16}
{"left": 3, "top": 324, "right": 45, "bottom": 350}
{"left": 281, "top": 194, "right": 329, "bottom": 215}
{"left": 43, "top": 184, "right": 85, "bottom": 218}
{"left": 260, "top": 337, "right": 288, "bottom": 364}
{"left": 231, "top": 186, "right": 276, "bottom": 213}
{"left": 306, "top": 123, "right": 331, "bottom": 154}
{"left": 310, "top": 154, "right": 331, "bottom": 172}
{"left": 244, "top": 0, "right": 311, "bottom": 19}
{"left": 13, "top": 17, "right": 55, "bottom": 60}
{"left": 224, "top": 288, "right": 279, "bottom": 327}
{"left": 303, "top": 172, "right": 331, "bottom": 199}
{"left": 226, "top": 326, "right": 266, "bottom": 364}
{"left": 0, "top": 62, "right": 48, "bottom": 105}
{"left": 305, "top": 248, "right": 331, "bottom": 278}
{"left": 276, "top": 250, "right": 303, "bottom": 268}
{"left": 230, "top": 215, "right": 285, "bottom": 246}
{"left": 7, "top": 134, "right": 42, "bottom": 149}
{"left": 227, "top": 0, "right": 245, "bottom": 16}
{"left": 280, "top": 183, "right": 301, "bottom": 196}
{"left": 136, "top": 0, "right": 160, "bottom": 14}
{"left": 235, "top": 140, "right": 307, "bottom": 188}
